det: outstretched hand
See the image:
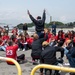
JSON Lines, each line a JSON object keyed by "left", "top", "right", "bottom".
{"left": 27, "top": 10, "right": 30, "bottom": 15}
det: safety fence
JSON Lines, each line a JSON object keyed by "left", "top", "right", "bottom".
{"left": 31, "top": 64, "right": 75, "bottom": 75}
{"left": 0, "top": 57, "right": 22, "bottom": 75}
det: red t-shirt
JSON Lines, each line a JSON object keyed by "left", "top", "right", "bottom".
{"left": 0, "top": 40, "right": 4, "bottom": 46}
{"left": 26, "top": 37, "right": 33, "bottom": 45}
{"left": 6, "top": 45, "right": 18, "bottom": 64}
{"left": 2, "top": 35, "right": 9, "bottom": 41}
{"left": 65, "top": 38, "right": 70, "bottom": 42}
{"left": 12, "top": 29, "right": 18, "bottom": 35}
{"left": 55, "top": 34, "right": 65, "bottom": 41}
{"left": 46, "top": 33, "right": 52, "bottom": 43}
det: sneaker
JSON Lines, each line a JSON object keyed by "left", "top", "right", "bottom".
{"left": 58, "top": 63, "right": 63, "bottom": 66}
{"left": 23, "top": 49, "right": 25, "bottom": 51}
{"left": 32, "top": 61, "right": 38, "bottom": 65}
{"left": 64, "top": 63, "right": 70, "bottom": 66}
{"left": 18, "top": 48, "right": 20, "bottom": 51}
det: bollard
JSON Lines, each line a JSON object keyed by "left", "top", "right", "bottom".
{"left": 0, "top": 57, "right": 22, "bottom": 75}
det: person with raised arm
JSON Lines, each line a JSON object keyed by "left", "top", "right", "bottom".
{"left": 27, "top": 9, "right": 46, "bottom": 38}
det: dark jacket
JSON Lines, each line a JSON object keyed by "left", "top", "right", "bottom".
{"left": 23, "top": 25, "right": 28, "bottom": 31}
{"left": 40, "top": 45, "right": 64, "bottom": 73}
{"left": 40, "top": 46, "right": 64, "bottom": 64}
{"left": 28, "top": 11, "right": 46, "bottom": 32}
{"left": 52, "top": 24, "right": 56, "bottom": 35}
{"left": 31, "top": 34, "right": 48, "bottom": 57}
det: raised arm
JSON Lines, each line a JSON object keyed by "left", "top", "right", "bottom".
{"left": 42, "top": 9, "right": 46, "bottom": 22}
{"left": 27, "top": 10, "right": 37, "bottom": 23}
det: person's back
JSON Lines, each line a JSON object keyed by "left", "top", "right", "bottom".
{"left": 27, "top": 10, "right": 46, "bottom": 37}
{"left": 34, "top": 18, "right": 44, "bottom": 32}
{"left": 31, "top": 39, "right": 42, "bottom": 56}
{"left": 40, "top": 41, "right": 64, "bottom": 75}
{"left": 6, "top": 41, "right": 18, "bottom": 64}
{"left": 31, "top": 32, "right": 48, "bottom": 64}
{"left": 6, "top": 45, "right": 18, "bottom": 60}
{"left": 23, "top": 23, "right": 28, "bottom": 36}
{"left": 31, "top": 33, "right": 46, "bottom": 57}
{"left": 41, "top": 45, "right": 57, "bottom": 64}
{"left": 23, "top": 23, "right": 28, "bottom": 31}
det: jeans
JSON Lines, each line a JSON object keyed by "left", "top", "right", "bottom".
{"left": 0, "top": 45, "right": 7, "bottom": 51}
{"left": 37, "top": 32, "right": 44, "bottom": 38}
{"left": 66, "top": 54, "right": 75, "bottom": 68}
{"left": 63, "top": 47, "right": 69, "bottom": 54}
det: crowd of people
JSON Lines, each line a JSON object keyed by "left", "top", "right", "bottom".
{"left": 0, "top": 10, "right": 75, "bottom": 75}
{"left": 0, "top": 25, "right": 75, "bottom": 75}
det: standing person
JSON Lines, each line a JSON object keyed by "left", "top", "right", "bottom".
{"left": 4, "top": 25, "right": 9, "bottom": 34}
{"left": 52, "top": 22, "right": 56, "bottom": 36}
{"left": 6, "top": 40, "right": 25, "bottom": 65}
{"left": 23, "top": 23, "right": 28, "bottom": 36}
{"left": 4, "top": 25, "right": 9, "bottom": 35}
{"left": 27, "top": 9, "right": 46, "bottom": 38}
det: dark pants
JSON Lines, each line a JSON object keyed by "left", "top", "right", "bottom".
{"left": 7, "top": 54, "right": 25, "bottom": 65}
{"left": 66, "top": 54, "right": 75, "bottom": 67}
{"left": 18, "top": 42, "right": 28, "bottom": 50}
{"left": 66, "top": 54, "right": 75, "bottom": 75}
{"left": 17, "top": 54, "right": 25, "bottom": 63}
{"left": 32, "top": 56, "right": 40, "bottom": 61}
{"left": 52, "top": 31, "right": 56, "bottom": 36}
{"left": 40, "top": 62, "right": 59, "bottom": 75}
{"left": 37, "top": 32, "right": 44, "bottom": 38}
{"left": 31, "top": 54, "right": 40, "bottom": 61}
{"left": 18, "top": 42, "right": 24, "bottom": 50}
{"left": 24, "top": 44, "right": 32, "bottom": 50}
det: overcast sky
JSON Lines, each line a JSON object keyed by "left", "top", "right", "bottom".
{"left": 0, "top": 0, "right": 75, "bottom": 26}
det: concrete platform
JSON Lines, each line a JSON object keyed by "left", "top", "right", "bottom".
{"left": 0, "top": 50, "right": 73, "bottom": 75}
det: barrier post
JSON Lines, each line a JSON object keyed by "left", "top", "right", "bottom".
{"left": 0, "top": 57, "right": 22, "bottom": 75}
{"left": 31, "top": 64, "right": 75, "bottom": 75}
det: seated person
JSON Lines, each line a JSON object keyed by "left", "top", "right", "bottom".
{"left": 40, "top": 41, "right": 64, "bottom": 75}
{"left": 31, "top": 31, "right": 48, "bottom": 65}
{"left": 6, "top": 40, "right": 25, "bottom": 65}
{"left": 66, "top": 40, "right": 75, "bottom": 75}
{"left": 16, "top": 33, "right": 25, "bottom": 51}
{"left": 25, "top": 33, "right": 33, "bottom": 50}
{"left": 0, "top": 36, "right": 7, "bottom": 51}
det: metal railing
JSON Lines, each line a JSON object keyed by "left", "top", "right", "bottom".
{"left": 0, "top": 57, "right": 22, "bottom": 75}
{"left": 31, "top": 64, "right": 75, "bottom": 75}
